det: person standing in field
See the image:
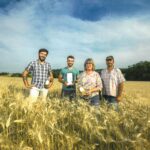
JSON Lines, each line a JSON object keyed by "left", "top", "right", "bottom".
{"left": 78, "top": 58, "right": 103, "bottom": 106}
{"left": 22, "top": 48, "right": 53, "bottom": 102}
{"left": 58, "top": 55, "right": 79, "bottom": 100}
{"left": 101, "top": 56, "right": 125, "bottom": 110}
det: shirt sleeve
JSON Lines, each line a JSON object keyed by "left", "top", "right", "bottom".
{"left": 96, "top": 73, "right": 103, "bottom": 90}
{"left": 117, "top": 69, "right": 125, "bottom": 84}
{"left": 48, "top": 63, "right": 52, "bottom": 75}
{"left": 77, "top": 73, "right": 83, "bottom": 88}
{"left": 25, "top": 61, "right": 34, "bottom": 72}
{"left": 100, "top": 70, "right": 104, "bottom": 80}
{"left": 59, "top": 69, "right": 63, "bottom": 76}
{"left": 76, "top": 69, "right": 80, "bottom": 78}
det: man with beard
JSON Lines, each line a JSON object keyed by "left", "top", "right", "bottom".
{"left": 22, "top": 48, "right": 53, "bottom": 102}
{"left": 101, "top": 56, "right": 125, "bottom": 110}
{"left": 58, "top": 55, "right": 79, "bottom": 100}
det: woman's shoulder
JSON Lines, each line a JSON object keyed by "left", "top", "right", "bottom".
{"left": 93, "top": 71, "right": 99, "bottom": 75}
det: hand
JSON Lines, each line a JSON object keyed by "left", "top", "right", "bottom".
{"left": 25, "top": 84, "right": 35, "bottom": 89}
{"left": 85, "top": 89, "right": 91, "bottom": 96}
{"left": 44, "top": 84, "right": 49, "bottom": 89}
{"left": 116, "top": 95, "right": 122, "bottom": 103}
{"left": 44, "top": 82, "right": 53, "bottom": 89}
{"left": 64, "top": 82, "right": 68, "bottom": 87}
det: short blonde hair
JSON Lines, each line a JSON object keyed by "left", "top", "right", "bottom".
{"left": 84, "top": 58, "right": 95, "bottom": 71}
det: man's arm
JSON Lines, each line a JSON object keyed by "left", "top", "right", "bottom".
{"left": 74, "top": 70, "right": 80, "bottom": 84}
{"left": 116, "top": 82, "right": 124, "bottom": 102}
{"left": 47, "top": 71, "right": 54, "bottom": 88}
{"left": 58, "top": 73, "right": 67, "bottom": 86}
{"left": 22, "top": 70, "right": 32, "bottom": 88}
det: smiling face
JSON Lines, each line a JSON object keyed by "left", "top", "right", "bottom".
{"left": 84, "top": 58, "right": 95, "bottom": 71}
{"left": 85, "top": 62, "right": 93, "bottom": 71}
{"left": 67, "top": 58, "right": 74, "bottom": 67}
{"left": 39, "top": 51, "right": 48, "bottom": 62}
{"left": 106, "top": 58, "right": 114, "bottom": 68}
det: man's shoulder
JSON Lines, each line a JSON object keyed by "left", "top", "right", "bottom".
{"left": 101, "top": 69, "right": 107, "bottom": 73}
{"left": 60, "top": 67, "right": 67, "bottom": 73}
{"left": 114, "top": 68, "right": 121, "bottom": 73}
{"left": 28, "top": 60, "right": 37, "bottom": 65}
{"left": 62, "top": 67, "right": 68, "bottom": 70}
{"left": 72, "top": 67, "right": 79, "bottom": 72}
{"left": 44, "top": 61, "right": 50, "bottom": 64}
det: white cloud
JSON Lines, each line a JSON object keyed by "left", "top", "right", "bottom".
{"left": 0, "top": 0, "right": 150, "bottom": 72}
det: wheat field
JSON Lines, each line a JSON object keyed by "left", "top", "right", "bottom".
{"left": 0, "top": 77, "right": 149, "bottom": 150}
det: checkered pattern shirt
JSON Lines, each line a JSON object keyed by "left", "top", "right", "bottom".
{"left": 26, "top": 60, "right": 52, "bottom": 89}
{"left": 101, "top": 68, "right": 125, "bottom": 97}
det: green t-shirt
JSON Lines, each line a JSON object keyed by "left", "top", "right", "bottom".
{"left": 60, "top": 67, "right": 79, "bottom": 91}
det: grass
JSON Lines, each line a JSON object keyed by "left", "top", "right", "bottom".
{"left": 0, "top": 77, "right": 150, "bottom": 150}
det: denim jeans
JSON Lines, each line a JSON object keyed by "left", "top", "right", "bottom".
{"left": 103, "top": 95, "right": 118, "bottom": 111}
{"left": 81, "top": 95, "right": 100, "bottom": 106}
{"left": 90, "top": 95, "right": 100, "bottom": 106}
{"left": 61, "top": 89, "right": 76, "bottom": 101}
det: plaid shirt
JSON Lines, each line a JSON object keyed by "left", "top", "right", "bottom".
{"left": 26, "top": 60, "right": 52, "bottom": 89}
{"left": 101, "top": 68, "right": 125, "bottom": 97}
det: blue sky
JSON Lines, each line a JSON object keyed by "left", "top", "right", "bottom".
{"left": 0, "top": 0, "right": 150, "bottom": 72}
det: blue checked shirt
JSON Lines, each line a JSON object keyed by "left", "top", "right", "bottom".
{"left": 26, "top": 60, "right": 52, "bottom": 89}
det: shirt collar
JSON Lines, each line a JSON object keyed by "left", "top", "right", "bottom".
{"left": 66, "top": 66, "right": 74, "bottom": 70}
{"left": 106, "top": 67, "right": 115, "bottom": 73}
{"left": 37, "top": 59, "right": 46, "bottom": 64}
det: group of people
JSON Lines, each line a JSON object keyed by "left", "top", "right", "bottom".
{"left": 22, "top": 48, "right": 125, "bottom": 109}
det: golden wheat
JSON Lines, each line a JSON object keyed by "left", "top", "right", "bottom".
{"left": 0, "top": 77, "right": 149, "bottom": 150}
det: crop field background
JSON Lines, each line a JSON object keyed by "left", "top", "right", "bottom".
{"left": 0, "top": 77, "right": 149, "bottom": 150}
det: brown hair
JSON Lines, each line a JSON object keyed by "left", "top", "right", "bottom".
{"left": 84, "top": 58, "right": 95, "bottom": 71}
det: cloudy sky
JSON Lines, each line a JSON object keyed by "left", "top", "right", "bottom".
{"left": 0, "top": 0, "right": 150, "bottom": 72}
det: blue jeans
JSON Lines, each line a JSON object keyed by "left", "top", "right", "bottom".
{"left": 81, "top": 95, "right": 100, "bottom": 106}
{"left": 90, "top": 95, "right": 100, "bottom": 106}
{"left": 61, "top": 89, "right": 76, "bottom": 101}
{"left": 103, "top": 95, "right": 118, "bottom": 111}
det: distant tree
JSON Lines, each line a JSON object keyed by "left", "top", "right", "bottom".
{"left": 1, "top": 61, "right": 149, "bottom": 81}
{"left": 52, "top": 69, "right": 61, "bottom": 78}
{"left": 0, "top": 72, "right": 10, "bottom": 76}
{"left": 125, "top": 61, "right": 150, "bottom": 81}
{"left": 11, "top": 73, "right": 22, "bottom": 77}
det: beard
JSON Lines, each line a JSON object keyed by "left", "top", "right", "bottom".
{"left": 107, "top": 63, "right": 114, "bottom": 68}
{"left": 39, "top": 56, "right": 46, "bottom": 62}
{"left": 68, "top": 63, "right": 73, "bottom": 67}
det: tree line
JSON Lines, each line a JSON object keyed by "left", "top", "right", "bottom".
{"left": 0, "top": 61, "right": 150, "bottom": 81}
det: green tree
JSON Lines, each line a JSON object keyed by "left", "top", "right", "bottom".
{"left": 125, "top": 61, "right": 150, "bottom": 81}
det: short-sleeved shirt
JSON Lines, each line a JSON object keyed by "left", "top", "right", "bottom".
{"left": 26, "top": 60, "right": 52, "bottom": 89}
{"left": 101, "top": 68, "right": 125, "bottom": 97}
{"left": 60, "top": 67, "right": 79, "bottom": 91}
{"left": 78, "top": 71, "right": 102, "bottom": 98}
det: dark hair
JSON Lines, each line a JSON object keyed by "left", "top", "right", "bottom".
{"left": 106, "top": 55, "right": 114, "bottom": 60}
{"left": 67, "top": 55, "right": 74, "bottom": 59}
{"left": 39, "top": 48, "right": 49, "bottom": 55}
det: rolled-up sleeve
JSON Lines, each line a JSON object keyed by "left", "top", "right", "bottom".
{"left": 117, "top": 69, "right": 125, "bottom": 84}
{"left": 96, "top": 73, "right": 103, "bottom": 90}
{"left": 25, "top": 62, "right": 34, "bottom": 72}
{"left": 48, "top": 63, "right": 52, "bottom": 75}
{"left": 77, "top": 73, "right": 83, "bottom": 88}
